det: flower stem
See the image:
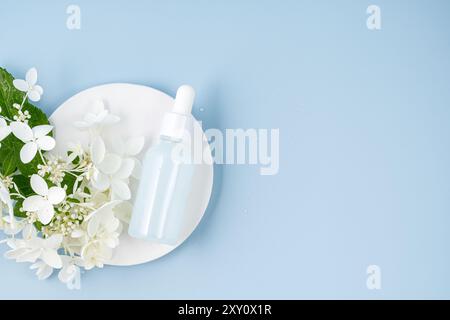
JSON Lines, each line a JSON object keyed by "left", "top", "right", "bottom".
{"left": 12, "top": 183, "right": 25, "bottom": 199}
{"left": 20, "top": 93, "right": 28, "bottom": 109}
{"left": 38, "top": 149, "right": 47, "bottom": 166}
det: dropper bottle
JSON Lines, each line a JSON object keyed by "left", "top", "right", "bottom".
{"left": 128, "top": 85, "right": 196, "bottom": 245}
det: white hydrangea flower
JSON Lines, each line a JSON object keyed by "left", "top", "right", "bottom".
{"left": 74, "top": 100, "right": 120, "bottom": 130}
{"left": 58, "top": 255, "right": 83, "bottom": 290}
{"left": 111, "top": 136, "right": 145, "bottom": 178}
{"left": 90, "top": 136, "right": 134, "bottom": 200}
{"left": 5, "top": 224, "right": 63, "bottom": 270}
{"left": 0, "top": 217, "right": 25, "bottom": 236}
{"left": 113, "top": 201, "right": 133, "bottom": 225}
{"left": 0, "top": 83, "right": 150, "bottom": 287}
{"left": 0, "top": 118, "right": 12, "bottom": 144}
{"left": 79, "top": 202, "right": 121, "bottom": 270}
{"left": 10, "top": 122, "right": 56, "bottom": 164}
{"left": 0, "top": 180, "right": 13, "bottom": 219}
{"left": 12, "top": 67, "right": 44, "bottom": 102}
{"left": 22, "top": 174, "right": 66, "bottom": 225}
{"left": 0, "top": 179, "right": 20, "bottom": 235}
{"left": 30, "top": 260, "right": 54, "bottom": 280}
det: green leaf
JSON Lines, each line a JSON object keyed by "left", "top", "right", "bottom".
{"left": 2, "top": 154, "right": 16, "bottom": 176}
{"left": 13, "top": 199, "right": 26, "bottom": 218}
{"left": 12, "top": 174, "right": 33, "bottom": 197}
{"left": 17, "top": 154, "right": 43, "bottom": 177}
{"left": 0, "top": 68, "right": 49, "bottom": 127}
{"left": 0, "top": 135, "right": 20, "bottom": 175}
{"left": 34, "top": 221, "right": 43, "bottom": 231}
{"left": 0, "top": 67, "right": 24, "bottom": 119}
{"left": 22, "top": 101, "right": 50, "bottom": 128}
{"left": 0, "top": 67, "right": 50, "bottom": 177}
{"left": 62, "top": 173, "right": 77, "bottom": 195}
{"left": 0, "top": 68, "right": 52, "bottom": 231}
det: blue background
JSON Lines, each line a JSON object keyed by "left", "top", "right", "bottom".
{"left": 1, "top": 0, "right": 450, "bottom": 299}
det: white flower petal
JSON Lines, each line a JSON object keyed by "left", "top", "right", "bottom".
{"left": 126, "top": 136, "right": 145, "bottom": 156}
{"left": 20, "top": 142, "right": 38, "bottom": 163}
{"left": 34, "top": 85, "right": 43, "bottom": 95}
{"left": 104, "top": 216, "right": 120, "bottom": 233}
{"left": 84, "top": 112, "right": 98, "bottom": 124}
{"left": 37, "top": 265, "right": 53, "bottom": 280}
{"left": 32, "top": 125, "right": 53, "bottom": 138}
{"left": 58, "top": 264, "right": 76, "bottom": 283}
{"left": 84, "top": 200, "right": 122, "bottom": 221}
{"left": 26, "top": 68, "right": 38, "bottom": 86}
{"left": 22, "top": 195, "right": 43, "bottom": 214}
{"left": 37, "top": 202, "right": 55, "bottom": 225}
{"left": 22, "top": 224, "right": 37, "bottom": 240}
{"left": 91, "top": 171, "right": 109, "bottom": 192}
{"left": 36, "top": 136, "right": 56, "bottom": 151}
{"left": 114, "top": 201, "right": 133, "bottom": 224}
{"left": 0, "top": 182, "right": 11, "bottom": 204}
{"left": 132, "top": 159, "right": 142, "bottom": 179}
{"left": 111, "top": 179, "right": 131, "bottom": 200}
{"left": 45, "top": 234, "right": 63, "bottom": 249}
{"left": 114, "top": 158, "right": 134, "bottom": 179}
{"left": 92, "top": 100, "right": 106, "bottom": 114}
{"left": 71, "top": 229, "right": 85, "bottom": 238}
{"left": 40, "top": 249, "right": 62, "bottom": 269}
{"left": 10, "top": 121, "right": 33, "bottom": 142}
{"left": 30, "top": 261, "right": 54, "bottom": 280}
{"left": 99, "top": 153, "right": 122, "bottom": 175}
{"left": 17, "top": 249, "right": 41, "bottom": 263}
{"left": 87, "top": 217, "right": 100, "bottom": 238}
{"left": 47, "top": 187, "right": 66, "bottom": 205}
{"left": 13, "top": 79, "right": 28, "bottom": 92}
{"left": 95, "top": 109, "right": 108, "bottom": 123}
{"left": 4, "top": 248, "right": 27, "bottom": 260}
{"left": 30, "top": 174, "right": 48, "bottom": 196}
{"left": 104, "top": 237, "right": 119, "bottom": 248}
{"left": 28, "top": 90, "right": 41, "bottom": 102}
{"left": 73, "top": 121, "right": 89, "bottom": 129}
{"left": 103, "top": 114, "right": 120, "bottom": 125}
{"left": 111, "top": 137, "right": 125, "bottom": 154}
{"left": 91, "top": 136, "right": 105, "bottom": 165}
{"left": 0, "top": 125, "right": 11, "bottom": 141}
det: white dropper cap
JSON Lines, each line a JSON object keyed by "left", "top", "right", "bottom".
{"left": 160, "top": 85, "right": 196, "bottom": 140}
{"left": 173, "top": 85, "right": 195, "bottom": 114}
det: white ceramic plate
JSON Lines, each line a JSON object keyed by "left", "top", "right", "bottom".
{"left": 49, "top": 83, "right": 213, "bottom": 266}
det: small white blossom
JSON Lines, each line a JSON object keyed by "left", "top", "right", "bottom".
{"left": 112, "top": 136, "right": 145, "bottom": 178}
{"left": 70, "top": 201, "right": 121, "bottom": 270}
{"left": 10, "top": 122, "right": 56, "bottom": 163}
{"left": 12, "top": 68, "right": 43, "bottom": 102}
{"left": 58, "top": 255, "right": 83, "bottom": 290}
{"left": 90, "top": 136, "right": 134, "bottom": 200}
{"left": 5, "top": 225, "right": 63, "bottom": 270}
{"left": 30, "top": 260, "right": 54, "bottom": 280}
{"left": 30, "top": 260, "right": 53, "bottom": 280}
{"left": 0, "top": 179, "right": 17, "bottom": 234}
{"left": 22, "top": 175, "right": 66, "bottom": 225}
{"left": 38, "top": 156, "right": 66, "bottom": 184}
{"left": 13, "top": 109, "right": 31, "bottom": 123}
{"left": 74, "top": 100, "right": 120, "bottom": 130}
{"left": 1, "top": 176, "right": 13, "bottom": 189}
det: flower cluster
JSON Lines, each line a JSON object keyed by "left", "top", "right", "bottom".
{"left": 0, "top": 68, "right": 144, "bottom": 289}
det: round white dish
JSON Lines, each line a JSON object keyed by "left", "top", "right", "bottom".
{"left": 49, "top": 83, "right": 213, "bottom": 266}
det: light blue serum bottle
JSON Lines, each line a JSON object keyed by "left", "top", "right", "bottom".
{"left": 128, "top": 85, "right": 196, "bottom": 245}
